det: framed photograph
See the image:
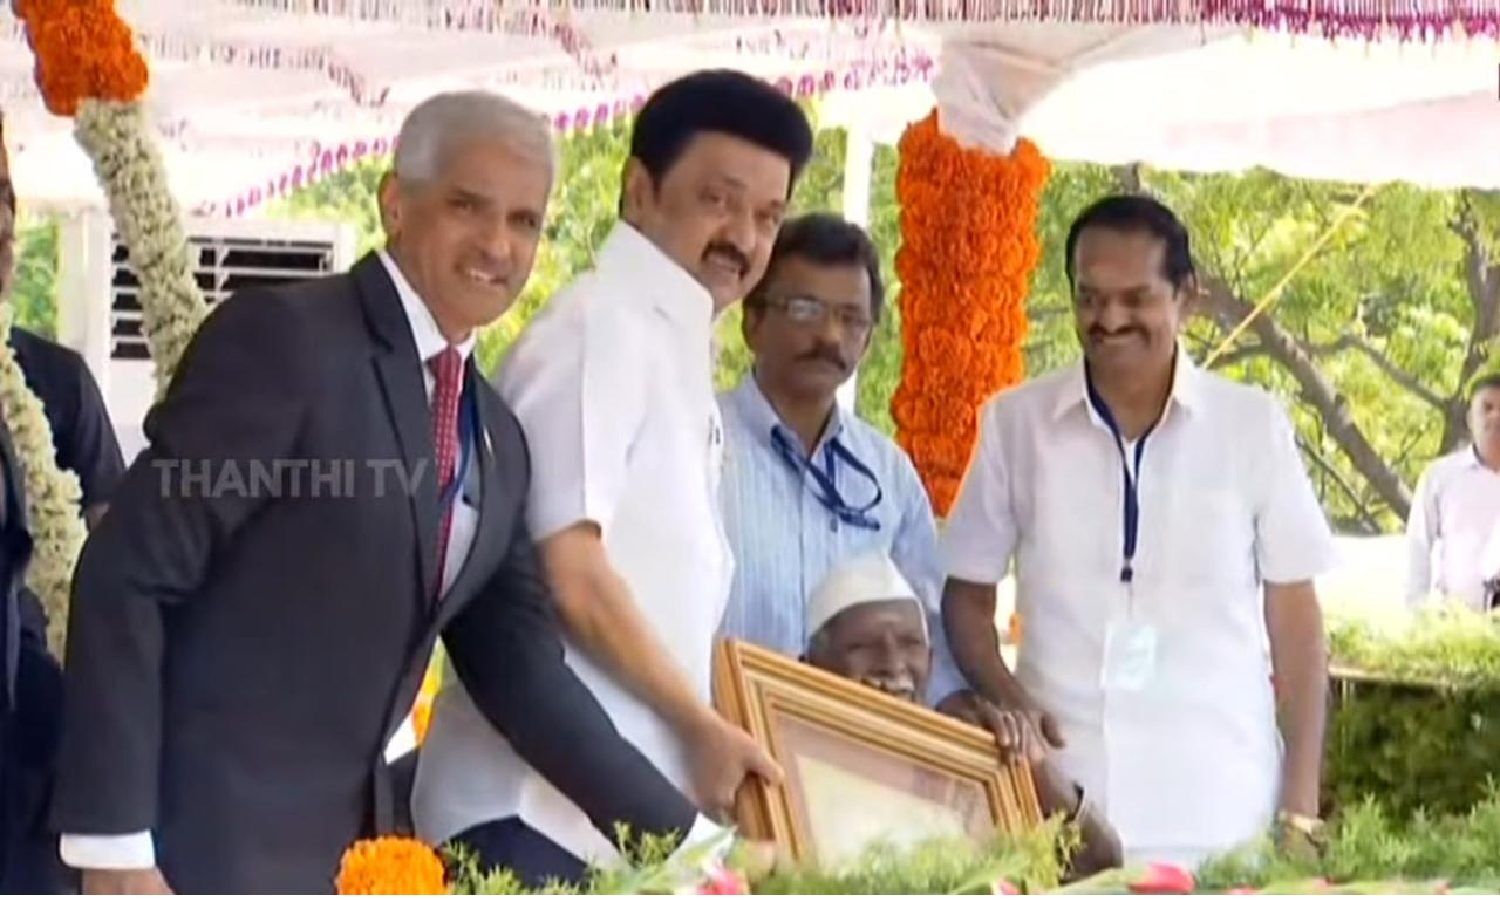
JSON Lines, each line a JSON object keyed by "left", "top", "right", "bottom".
{"left": 712, "top": 639, "right": 1043, "bottom": 869}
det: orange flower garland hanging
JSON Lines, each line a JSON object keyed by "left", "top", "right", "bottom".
{"left": 335, "top": 836, "right": 448, "bottom": 894}
{"left": 891, "top": 113, "right": 1049, "bottom": 515}
{"left": 13, "top": 0, "right": 149, "bottom": 116}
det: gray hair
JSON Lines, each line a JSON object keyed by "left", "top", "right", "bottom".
{"left": 393, "top": 91, "right": 556, "bottom": 185}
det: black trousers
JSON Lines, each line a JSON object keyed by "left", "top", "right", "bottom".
{"left": 451, "top": 817, "right": 588, "bottom": 889}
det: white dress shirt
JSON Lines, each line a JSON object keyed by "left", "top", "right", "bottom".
{"left": 60, "top": 252, "right": 478, "bottom": 870}
{"left": 942, "top": 348, "right": 1335, "bottom": 867}
{"left": 413, "top": 223, "right": 729, "bottom": 864}
{"left": 1405, "top": 447, "right": 1500, "bottom": 610}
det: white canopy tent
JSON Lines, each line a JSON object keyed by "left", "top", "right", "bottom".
{"left": 1, "top": 0, "right": 1497, "bottom": 217}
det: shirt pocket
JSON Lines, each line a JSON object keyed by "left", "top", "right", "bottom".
{"left": 1169, "top": 487, "right": 1256, "bottom": 588}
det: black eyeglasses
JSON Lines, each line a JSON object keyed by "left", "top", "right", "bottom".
{"left": 761, "top": 294, "right": 873, "bottom": 336}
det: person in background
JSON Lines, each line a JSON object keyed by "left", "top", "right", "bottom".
{"left": 1405, "top": 373, "right": 1500, "bottom": 611}
{"left": 718, "top": 212, "right": 976, "bottom": 715}
{"left": 941, "top": 195, "right": 1335, "bottom": 867}
{"left": 414, "top": 70, "right": 814, "bottom": 884}
{"left": 801, "top": 554, "right": 1123, "bottom": 878}
{"left": 0, "top": 107, "right": 121, "bottom": 895}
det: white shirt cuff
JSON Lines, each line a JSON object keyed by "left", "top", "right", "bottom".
{"left": 60, "top": 832, "right": 156, "bottom": 870}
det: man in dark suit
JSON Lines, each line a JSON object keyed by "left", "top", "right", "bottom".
{"left": 0, "top": 429, "right": 62, "bottom": 895}
{"left": 10, "top": 326, "right": 125, "bottom": 526}
{"left": 51, "top": 90, "right": 701, "bottom": 894}
{"left": 0, "top": 111, "right": 123, "bottom": 894}
{"left": 0, "top": 109, "right": 126, "bottom": 525}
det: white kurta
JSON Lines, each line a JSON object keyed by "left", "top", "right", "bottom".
{"left": 942, "top": 350, "right": 1335, "bottom": 866}
{"left": 413, "top": 223, "right": 733, "bottom": 863}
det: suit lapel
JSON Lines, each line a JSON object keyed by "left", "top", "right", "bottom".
{"left": 355, "top": 256, "right": 441, "bottom": 602}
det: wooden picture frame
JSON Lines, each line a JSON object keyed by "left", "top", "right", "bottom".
{"left": 712, "top": 638, "right": 1043, "bottom": 868}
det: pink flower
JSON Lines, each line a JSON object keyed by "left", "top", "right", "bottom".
{"left": 991, "top": 878, "right": 1021, "bottom": 894}
{"left": 1128, "top": 863, "right": 1196, "bottom": 894}
{"left": 697, "top": 864, "right": 749, "bottom": 895}
{"left": 1226, "top": 888, "right": 1260, "bottom": 895}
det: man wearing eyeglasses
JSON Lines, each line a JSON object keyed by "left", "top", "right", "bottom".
{"left": 718, "top": 213, "right": 969, "bottom": 710}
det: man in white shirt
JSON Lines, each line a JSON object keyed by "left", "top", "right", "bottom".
{"left": 414, "top": 70, "right": 814, "bottom": 883}
{"left": 941, "top": 195, "right": 1336, "bottom": 867}
{"left": 1406, "top": 373, "right": 1500, "bottom": 611}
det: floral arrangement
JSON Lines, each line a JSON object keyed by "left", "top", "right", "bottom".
{"left": 890, "top": 112, "right": 1049, "bottom": 515}
{"left": 14, "top": 0, "right": 206, "bottom": 388}
{"left": 332, "top": 792, "right": 1500, "bottom": 895}
{"left": 10, "top": 0, "right": 207, "bottom": 648}
{"left": 13, "top": 0, "right": 149, "bottom": 118}
{"left": 0, "top": 303, "right": 87, "bottom": 651}
{"left": 74, "top": 100, "right": 209, "bottom": 394}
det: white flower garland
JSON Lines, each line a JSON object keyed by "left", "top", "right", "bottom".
{"left": 0, "top": 99, "right": 209, "bottom": 652}
{"left": 0, "top": 302, "right": 88, "bottom": 653}
{"left": 74, "top": 99, "right": 207, "bottom": 399}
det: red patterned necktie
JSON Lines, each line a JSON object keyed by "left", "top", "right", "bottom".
{"left": 428, "top": 346, "right": 463, "bottom": 596}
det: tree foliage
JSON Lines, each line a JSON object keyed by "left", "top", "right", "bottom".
{"left": 10, "top": 213, "right": 60, "bottom": 338}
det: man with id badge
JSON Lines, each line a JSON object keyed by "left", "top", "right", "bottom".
{"left": 941, "top": 195, "right": 1336, "bottom": 868}
{"left": 718, "top": 214, "right": 970, "bottom": 710}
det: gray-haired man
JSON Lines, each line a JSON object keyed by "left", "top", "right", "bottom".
{"left": 51, "top": 90, "right": 699, "bottom": 894}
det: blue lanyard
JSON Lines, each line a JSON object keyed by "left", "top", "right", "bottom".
{"left": 438, "top": 386, "right": 478, "bottom": 513}
{"left": 770, "top": 426, "right": 882, "bottom": 532}
{"left": 1085, "top": 371, "right": 1156, "bottom": 584}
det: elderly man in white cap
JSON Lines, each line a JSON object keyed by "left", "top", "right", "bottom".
{"left": 802, "top": 555, "right": 1123, "bottom": 878}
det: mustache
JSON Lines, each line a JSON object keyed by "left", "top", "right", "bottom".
{"left": 702, "top": 242, "right": 750, "bottom": 277}
{"left": 799, "top": 343, "right": 847, "bottom": 370}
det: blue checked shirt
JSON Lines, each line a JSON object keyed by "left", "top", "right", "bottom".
{"left": 717, "top": 376, "right": 965, "bottom": 703}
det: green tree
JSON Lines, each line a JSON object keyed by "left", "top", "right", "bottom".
{"left": 11, "top": 213, "right": 61, "bottom": 337}
{"left": 274, "top": 160, "right": 387, "bottom": 258}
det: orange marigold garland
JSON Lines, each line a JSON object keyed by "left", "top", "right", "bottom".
{"left": 13, "top": 0, "right": 149, "bottom": 116}
{"left": 335, "top": 836, "right": 448, "bottom": 895}
{"left": 10, "top": 0, "right": 204, "bottom": 652}
{"left": 891, "top": 112, "right": 1050, "bottom": 515}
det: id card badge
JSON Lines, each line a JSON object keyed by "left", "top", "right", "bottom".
{"left": 1101, "top": 620, "right": 1159, "bottom": 692}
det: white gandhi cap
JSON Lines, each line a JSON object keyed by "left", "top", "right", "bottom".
{"left": 806, "top": 554, "right": 929, "bottom": 643}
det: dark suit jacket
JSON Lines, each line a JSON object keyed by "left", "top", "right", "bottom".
{"left": 1, "top": 326, "right": 120, "bottom": 893}
{"left": 10, "top": 327, "right": 126, "bottom": 509}
{"left": 0, "top": 417, "right": 44, "bottom": 889}
{"left": 51, "top": 254, "right": 697, "bottom": 894}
